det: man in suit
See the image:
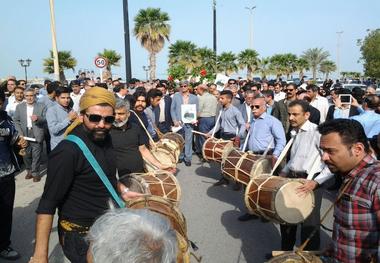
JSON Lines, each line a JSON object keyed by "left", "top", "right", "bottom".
{"left": 156, "top": 83, "right": 173, "bottom": 134}
{"left": 171, "top": 80, "right": 199, "bottom": 166}
{"left": 13, "top": 88, "right": 47, "bottom": 182}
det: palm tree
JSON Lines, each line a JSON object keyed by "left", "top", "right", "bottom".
{"left": 301, "top": 48, "right": 330, "bottom": 80}
{"left": 217, "top": 52, "right": 237, "bottom": 76}
{"left": 134, "top": 8, "right": 170, "bottom": 80}
{"left": 295, "top": 57, "right": 309, "bottom": 79}
{"left": 197, "top": 47, "right": 217, "bottom": 74}
{"left": 43, "top": 50, "right": 77, "bottom": 82}
{"left": 319, "top": 60, "right": 337, "bottom": 80}
{"left": 237, "top": 49, "right": 260, "bottom": 80}
{"left": 282, "top": 53, "right": 298, "bottom": 80}
{"left": 258, "top": 57, "right": 272, "bottom": 79}
{"left": 269, "top": 54, "right": 287, "bottom": 81}
{"left": 168, "top": 40, "right": 199, "bottom": 73}
{"left": 97, "top": 49, "right": 122, "bottom": 73}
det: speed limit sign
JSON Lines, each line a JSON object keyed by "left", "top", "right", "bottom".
{"left": 94, "top": 56, "right": 108, "bottom": 68}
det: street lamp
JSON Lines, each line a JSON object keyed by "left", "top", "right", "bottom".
{"left": 336, "top": 31, "right": 343, "bottom": 80}
{"left": 143, "top": 66, "right": 151, "bottom": 81}
{"left": 245, "top": 6, "right": 256, "bottom": 49}
{"left": 18, "top": 58, "right": 32, "bottom": 83}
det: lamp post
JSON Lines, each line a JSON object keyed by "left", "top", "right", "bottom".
{"left": 213, "top": 0, "right": 217, "bottom": 54}
{"left": 336, "top": 31, "right": 343, "bottom": 80}
{"left": 123, "top": 0, "right": 132, "bottom": 83}
{"left": 143, "top": 66, "right": 151, "bottom": 81}
{"left": 18, "top": 59, "right": 32, "bottom": 83}
{"left": 245, "top": 6, "right": 256, "bottom": 49}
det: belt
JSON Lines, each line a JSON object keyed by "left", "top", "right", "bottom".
{"left": 288, "top": 170, "right": 308, "bottom": 179}
{"left": 59, "top": 219, "right": 90, "bottom": 234}
{"left": 252, "top": 149, "right": 273, "bottom": 155}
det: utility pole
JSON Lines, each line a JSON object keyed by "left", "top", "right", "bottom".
{"left": 123, "top": 0, "right": 132, "bottom": 83}
{"left": 336, "top": 31, "right": 343, "bottom": 80}
{"left": 245, "top": 6, "right": 256, "bottom": 50}
{"left": 18, "top": 59, "right": 32, "bottom": 83}
{"left": 49, "top": 0, "right": 60, "bottom": 81}
{"left": 213, "top": 0, "right": 217, "bottom": 54}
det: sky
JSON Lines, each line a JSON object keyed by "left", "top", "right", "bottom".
{"left": 1, "top": 0, "right": 379, "bottom": 81}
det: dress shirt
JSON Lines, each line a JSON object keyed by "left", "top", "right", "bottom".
{"left": 70, "top": 92, "right": 82, "bottom": 113}
{"left": 198, "top": 92, "right": 218, "bottom": 118}
{"left": 282, "top": 120, "right": 333, "bottom": 184}
{"left": 159, "top": 99, "right": 165, "bottom": 122}
{"left": 333, "top": 155, "right": 380, "bottom": 263}
{"left": 5, "top": 100, "right": 23, "bottom": 118}
{"left": 350, "top": 110, "right": 380, "bottom": 138}
{"left": 274, "top": 92, "right": 286, "bottom": 102}
{"left": 247, "top": 113, "right": 286, "bottom": 157}
{"left": 26, "top": 104, "right": 34, "bottom": 128}
{"left": 209, "top": 105, "right": 245, "bottom": 137}
{"left": 310, "top": 96, "right": 329, "bottom": 123}
{"left": 46, "top": 103, "right": 72, "bottom": 150}
{"left": 333, "top": 107, "right": 350, "bottom": 119}
{"left": 245, "top": 104, "right": 251, "bottom": 123}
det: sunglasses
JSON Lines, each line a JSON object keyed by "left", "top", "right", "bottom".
{"left": 250, "top": 105, "right": 261, "bottom": 109}
{"left": 286, "top": 89, "right": 295, "bottom": 92}
{"left": 180, "top": 85, "right": 188, "bottom": 88}
{"left": 85, "top": 113, "right": 115, "bottom": 124}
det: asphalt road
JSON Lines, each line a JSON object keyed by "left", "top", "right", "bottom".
{"left": 2, "top": 155, "right": 336, "bottom": 263}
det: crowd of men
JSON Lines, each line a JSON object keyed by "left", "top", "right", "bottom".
{"left": 0, "top": 74, "right": 379, "bottom": 262}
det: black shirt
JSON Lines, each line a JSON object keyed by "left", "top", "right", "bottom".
{"left": 110, "top": 121, "right": 148, "bottom": 176}
{"left": 36, "top": 125, "right": 117, "bottom": 226}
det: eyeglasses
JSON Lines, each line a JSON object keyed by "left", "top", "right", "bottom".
{"left": 180, "top": 85, "right": 188, "bottom": 88}
{"left": 250, "top": 105, "right": 261, "bottom": 109}
{"left": 85, "top": 113, "right": 115, "bottom": 124}
{"left": 286, "top": 89, "right": 295, "bottom": 92}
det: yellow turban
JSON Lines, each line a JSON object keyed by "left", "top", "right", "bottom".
{"left": 64, "top": 87, "right": 116, "bottom": 136}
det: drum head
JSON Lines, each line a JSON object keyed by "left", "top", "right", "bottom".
{"left": 267, "top": 251, "right": 322, "bottom": 263}
{"left": 275, "top": 181, "right": 315, "bottom": 224}
{"left": 118, "top": 174, "right": 149, "bottom": 194}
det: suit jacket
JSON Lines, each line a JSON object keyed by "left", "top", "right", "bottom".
{"left": 170, "top": 92, "right": 199, "bottom": 123}
{"left": 238, "top": 102, "right": 252, "bottom": 123}
{"left": 14, "top": 102, "right": 47, "bottom": 143}
{"left": 326, "top": 105, "right": 360, "bottom": 121}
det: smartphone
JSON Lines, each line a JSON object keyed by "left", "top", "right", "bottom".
{"left": 339, "top": 94, "right": 352, "bottom": 104}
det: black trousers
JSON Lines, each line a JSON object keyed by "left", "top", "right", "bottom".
{"left": 0, "top": 174, "right": 15, "bottom": 250}
{"left": 58, "top": 225, "right": 89, "bottom": 263}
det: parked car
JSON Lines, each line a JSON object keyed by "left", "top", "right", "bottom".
{"left": 342, "top": 84, "right": 367, "bottom": 92}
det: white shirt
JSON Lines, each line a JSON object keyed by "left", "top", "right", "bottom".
{"left": 245, "top": 103, "right": 251, "bottom": 123}
{"left": 70, "top": 92, "right": 82, "bottom": 113}
{"left": 274, "top": 91, "right": 286, "bottom": 102}
{"left": 310, "top": 95, "right": 329, "bottom": 123}
{"left": 5, "top": 99, "right": 23, "bottom": 118}
{"left": 159, "top": 98, "right": 165, "bottom": 122}
{"left": 282, "top": 120, "right": 333, "bottom": 185}
{"left": 26, "top": 104, "right": 34, "bottom": 128}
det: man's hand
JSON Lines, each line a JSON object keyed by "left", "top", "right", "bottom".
{"left": 174, "top": 121, "right": 181, "bottom": 127}
{"left": 68, "top": 111, "right": 78, "bottom": 121}
{"left": 31, "top": 115, "right": 38, "bottom": 122}
{"left": 296, "top": 179, "right": 318, "bottom": 197}
{"left": 17, "top": 136, "right": 28, "bottom": 148}
{"left": 29, "top": 256, "right": 48, "bottom": 263}
{"left": 351, "top": 97, "right": 359, "bottom": 107}
{"left": 118, "top": 182, "right": 144, "bottom": 201}
{"left": 159, "top": 164, "right": 176, "bottom": 174}
{"left": 333, "top": 96, "right": 342, "bottom": 108}
{"left": 271, "top": 156, "right": 278, "bottom": 168}
{"left": 245, "top": 123, "right": 250, "bottom": 131}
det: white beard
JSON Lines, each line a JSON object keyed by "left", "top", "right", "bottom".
{"left": 113, "top": 119, "right": 128, "bottom": 128}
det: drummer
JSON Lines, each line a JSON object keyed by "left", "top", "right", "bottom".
{"left": 207, "top": 90, "right": 246, "bottom": 187}
{"left": 278, "top": 100, "right": 333, "bottom": 252}
{"left": 238, "top": 94, "right": 286, "bottom": 222}
{"left": 110, "top": 98, "right": 175, "bottom": 175}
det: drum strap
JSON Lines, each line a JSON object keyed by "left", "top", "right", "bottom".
{"left": 66, "top": 135, "right": 126, "bottom": 208}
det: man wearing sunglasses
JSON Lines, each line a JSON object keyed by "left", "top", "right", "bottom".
{"left": 272, "top": 83, "right": 298, "bottom": 133}
{"left": 31, "top": 87, "right": 142, "bottom": 263}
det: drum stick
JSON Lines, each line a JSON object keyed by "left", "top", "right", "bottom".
{"left": 242, "top": 130, "right": 250, "bottom": 152}
{"left": 262, "top": 138, "right": 273, "bottom": 158}
{"left": 270, "top": 136, "right": 294, "bottom": 176}
{"left": 191, "top": 130, "right": 209, "bottom": 137}
{"left": 211, "top": 110, "right": 222, "bottom": 138}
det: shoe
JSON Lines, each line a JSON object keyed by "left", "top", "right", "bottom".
{"left": 184, "top": 161, "right": 191, "bottom": 167}
{"left": 178, "top": 159, "right": 184, "bottom": 164}
{"left": 233, "top": 182, "right": 242, "bottom": 191}
{"left": 33, "top": 176, "right": 41, "bottom": 182}
{"left": 25, "top": 172, "right": 33, "bottom": 180}
{"left": 0, "top": 247, "right": 20, "bottom": 260}
{"left": 213, "top": 178, "right": 229, "bottom": 186}
{"left": 238, "top": 213, "right": 258, "bottom": 221}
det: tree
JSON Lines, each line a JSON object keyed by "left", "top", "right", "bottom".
{"left": 237, "top": 49, "right": 260, "bottom": 80}
{"left": 168, "top": 40, "right": 199, "bottom": 74}
{"left": 258, "top": 57, "right": 272, "bottom": 79}
{"left": 358, "top": 29, "right": 380, "bottom": 78}
{"left": 269, "top": 54, "right": 287, "bottom": 81}
{"left": 301, "top": 48, "right": 330, "bottom": 80}
{"left": 43, "top": 50, "right": 77, "bottom": 82}
{"left": 295, "top": 58, "right": 309, "bottom": 79}
{"left": 134, "top": 8, "right": 170, "bottom": 80}
{"left": 217, "top": 52, "right": 237, "bottom": 76}
{"left": 197, "top": 47, "right": 217, "bottom": 75}
{"left": 319, "top": 60, "right": 337, "bottom": 80}
{"left": 97, "top": 49, "right": 121, "bottom": 73}
{"left": 167, "top": 64, "right": 188, "bottom": 81}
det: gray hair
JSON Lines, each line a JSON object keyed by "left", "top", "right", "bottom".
{"left": 24, "top": 87, "right": 35, "bottom": 94}
{"left": 87, "top": 208, "right": 178, "bottom": 263}
{"left": 115, "top": 98, "right": 130, "bottom": 111}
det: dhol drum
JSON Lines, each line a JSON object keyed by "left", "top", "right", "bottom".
{"left": 221, "top": 148, "right": 272, "bottom": 185}
{"left": 159, "top": 138, "right": 182, "bottom": 163}
{"left": 202, "top": 137, "right": 234, "bottom": 163}
{"left": 144, "top": 143, "right": 176, "bottom": 172}
{"left": 266, "top": 251, "right": 322, "bottom": 263}
{"left": 245, "top": 175, "right": 315, "bottom": 224}
{"left": 127, "top": 196, "right": 190, "bottom": 263}
{"left": 119, "top": 170, "right": 181, "bottom": 204}
{"left": 162, "top": 132, "right": 185, "bottom": 153}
